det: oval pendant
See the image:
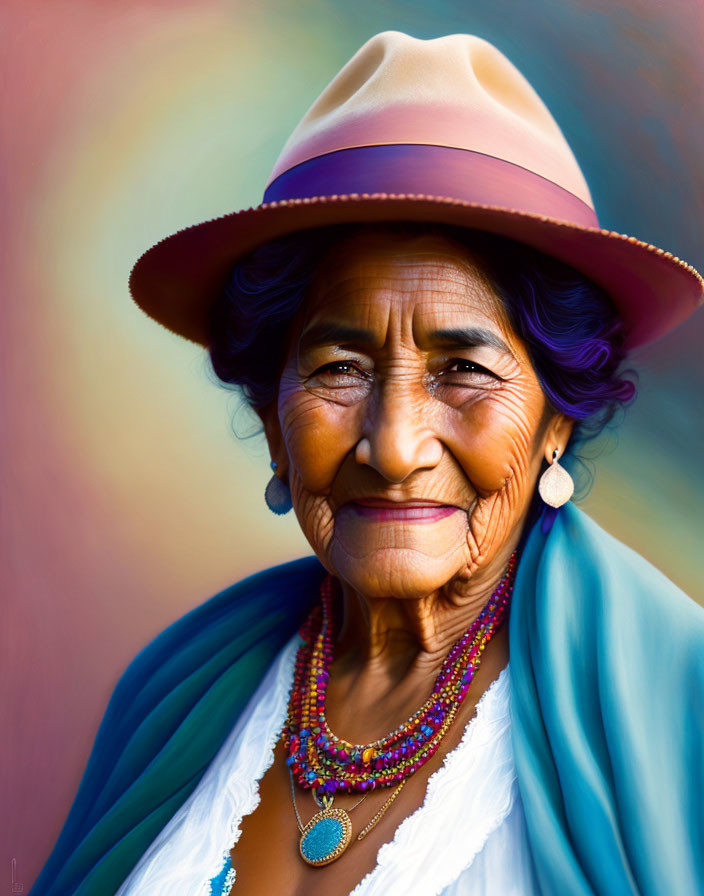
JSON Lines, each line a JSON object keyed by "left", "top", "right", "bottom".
{"left": 299, "top": 808, "right": 352, "bottom": 866}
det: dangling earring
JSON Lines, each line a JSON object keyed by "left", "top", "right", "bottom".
{"left": 538, "top": 449, "right": 574, "bottom": 508}
{"left": 265, "top": 460, "right": 293, "bottom": 515}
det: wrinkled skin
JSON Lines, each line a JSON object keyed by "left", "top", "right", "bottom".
{"left": 233, "top": 229, "right": 574, "bottom": 895}
{"left": 260, "top": 229, "right": 572, "bottom": 665}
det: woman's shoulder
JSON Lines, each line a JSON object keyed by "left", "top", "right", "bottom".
{"left": 97, "top": 554, "right": 328, "bottom": 753}
{"left": 30, "top": 555, "right": 326, "bottom": 896}
{"left": 538, "top": 502, "right": 704, "bottom": 641}
{"left": 121, "top": 554, "right": 326, "bottom": 694}
{"left": 512, "top": 500, "right": 703, "bottom": 750}
{"left": 510, "top": 503, "right": 704, "bottom": 895}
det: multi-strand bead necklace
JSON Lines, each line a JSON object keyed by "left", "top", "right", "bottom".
{"left": 283, "top": 552, "right": 518, "bottom": 866}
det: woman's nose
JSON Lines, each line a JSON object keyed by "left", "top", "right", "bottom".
{"left": 355, "top": 383, "right": 442, "bottom": 483}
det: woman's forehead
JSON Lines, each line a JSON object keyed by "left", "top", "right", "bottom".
{"left": 301, "top": 229, "right": 512, "bottom": 336}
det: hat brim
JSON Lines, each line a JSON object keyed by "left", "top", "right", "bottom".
{"left": 128, "top": 193, "right": 703, "bottom": 351}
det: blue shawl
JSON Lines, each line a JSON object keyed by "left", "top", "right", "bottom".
{"left": 30, "top": 504, "right": 703, "bottom": 895}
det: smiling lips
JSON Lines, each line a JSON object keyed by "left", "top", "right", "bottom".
{"left": 348, "top": 498, "right": 458, "bottom": 522}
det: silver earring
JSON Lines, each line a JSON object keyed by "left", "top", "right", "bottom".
{"left": 265, "top": 460, "right": 293, "bottom": 515}
{"left": 538, "top": 449, "right": 574, "bottom": 508}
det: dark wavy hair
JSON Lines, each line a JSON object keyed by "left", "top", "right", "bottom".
{"left": 207, "top": 222, "right": 637, "bottom": 516}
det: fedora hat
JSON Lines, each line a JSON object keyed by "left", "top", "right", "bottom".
{"left": 129, "top": 30, "right": 703, "bottom": 350}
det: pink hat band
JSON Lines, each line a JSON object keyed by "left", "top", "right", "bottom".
{"left": 262, "top": 144, "right": 600, "bottom": 229}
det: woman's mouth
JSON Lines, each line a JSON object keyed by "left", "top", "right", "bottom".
{"left": 346, "top": 499, "right": 459, "bottom": 522}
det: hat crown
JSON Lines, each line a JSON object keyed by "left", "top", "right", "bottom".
{"left": 267, "top": 31, "right": 594, "bottom": 209}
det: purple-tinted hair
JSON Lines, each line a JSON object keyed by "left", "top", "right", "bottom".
{"left": 207, "top": 222, "right": 637, "bottom": 510}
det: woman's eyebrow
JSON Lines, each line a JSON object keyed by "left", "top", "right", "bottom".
{"left": 298, "top": 321, "right": 381, "bottom": 351}
{"left": 298, "top": 322, "right": 513, "bottom": 355}
{"left": 425, "top": 327, "right": 512, "bottom": 354}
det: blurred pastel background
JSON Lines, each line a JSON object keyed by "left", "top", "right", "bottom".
{"left": 3, "top": 0, "right": 703, "bottom": 889}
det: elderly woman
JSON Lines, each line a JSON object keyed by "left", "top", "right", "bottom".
{"left": 32, "top": 31, "right": 703, "bottom": 896}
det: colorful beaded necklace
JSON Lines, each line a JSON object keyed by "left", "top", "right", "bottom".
{"left": 284, "top": 552, "right": 518, "bottom": 865}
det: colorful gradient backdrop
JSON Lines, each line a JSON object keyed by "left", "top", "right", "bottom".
{"left": 3, "top": 0, "right": 703, "bottom": 889}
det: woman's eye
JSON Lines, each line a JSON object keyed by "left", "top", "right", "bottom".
{"left": 441, "top": 359, "right": 498, "bottom": 379}
{"left": 306, "top": 359, "right": 498, "bottom": 388}
{"left": 310, "top": 361, "right": 368, "bottom": 379}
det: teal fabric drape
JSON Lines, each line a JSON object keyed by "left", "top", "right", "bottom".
{"left": 30, "top": 557, "right": 325, "bottom": 896}
{"left": 509, "top": 504, "right": 704, "bottom": 895}
{"left": 30, "top": 505, "right": 703, "bottom": 895}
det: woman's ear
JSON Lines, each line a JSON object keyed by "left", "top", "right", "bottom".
{"left": 256, "top": 401, "right": 288, "bottom": 480}
{"left": 543, "top": 413, "right": 575, "bottom": 464}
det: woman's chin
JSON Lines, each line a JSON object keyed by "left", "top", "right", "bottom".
{"left": 328, "top": 509, "right": 470, "bottom": 599}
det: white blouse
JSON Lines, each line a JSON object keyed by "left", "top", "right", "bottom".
{"left": 117, "top": 633, "right": 539, "bottom": 896}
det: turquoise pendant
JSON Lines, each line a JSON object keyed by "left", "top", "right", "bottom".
{"left": 299, "top": 808, "right": 352, "bottom": 866}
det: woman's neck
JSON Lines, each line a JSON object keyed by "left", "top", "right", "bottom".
{"left": 335, "top": 555, "right": 508, "bottom": 670}
{"left": 329, "top": 547, "right": 514, "bottom": 704}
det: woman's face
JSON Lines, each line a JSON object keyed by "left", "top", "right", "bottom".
{"left": 262, "top": 229, "right": 571, "bottom": 601}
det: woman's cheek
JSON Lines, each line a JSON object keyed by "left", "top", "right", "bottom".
{"left": 279, "top": 390, "right": 359, "bottom": 494}
{"left": 450, "top": 393, "right": 538, "bottom": 496}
